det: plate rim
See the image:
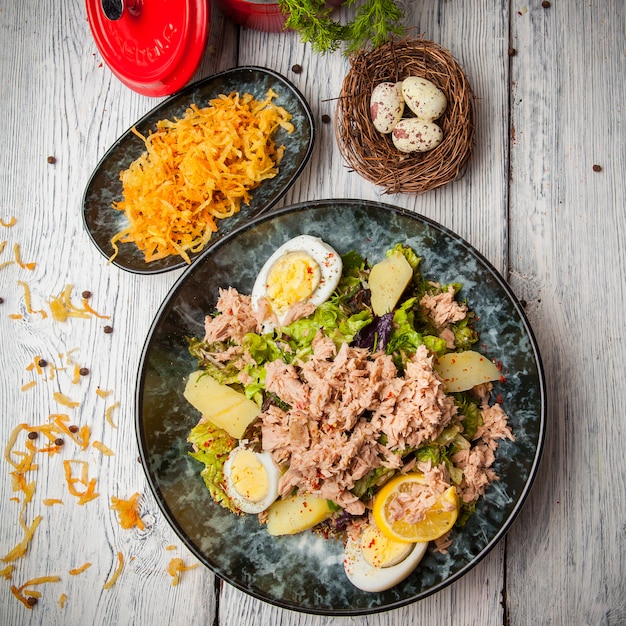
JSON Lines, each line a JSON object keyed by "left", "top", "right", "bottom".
{"left": 135, "top": 198, "right": 547, "bottom": 615}
{"left": 81, "top": 65, "right": 316, "bottom": 275}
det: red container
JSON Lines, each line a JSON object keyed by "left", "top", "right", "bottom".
{"left": 86, "top": 0, "right": 210, "bottom": 97}
{"left": 214, "top": 0, "right": 344, "bottom": 33}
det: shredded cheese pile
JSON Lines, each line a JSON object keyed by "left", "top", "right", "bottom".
{"left": 111, "top": 89, "right": 294, "bottom": 264}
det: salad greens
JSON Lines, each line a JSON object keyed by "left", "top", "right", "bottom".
{"left": 187, "top": 244, "right": 486, "bottom": 527}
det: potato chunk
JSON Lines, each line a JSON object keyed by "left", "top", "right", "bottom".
{"left": 369, "top": 251, "right": 413, "bottom": 316}
{"left": 183, "top": 370, "right": 260, "bottom": 439}
{"left": 434, "top": 350, "right": 501, "bottom": 393}
{"left": 266, "top": 494, "right": 333, "bottom": 536}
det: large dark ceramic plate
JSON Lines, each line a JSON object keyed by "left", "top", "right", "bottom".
{"left": 136, "top": 200, "right": 545, "bottom": 615}
{"left": 82, "top": 67, "right": 314, "bottom": 274}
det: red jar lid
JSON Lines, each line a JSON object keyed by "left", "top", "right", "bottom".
{"left": 86, "top": 0, "right": 210, "bottom": 97}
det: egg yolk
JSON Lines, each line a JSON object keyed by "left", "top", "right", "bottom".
{"left": 229, "top": 449, "right": 269, "bottom": 503}
{"left": 265, "top": 251, "right": 321, "bottom": 314}
{"left": 361, "top": 526, "right": 413, "bottom": 568}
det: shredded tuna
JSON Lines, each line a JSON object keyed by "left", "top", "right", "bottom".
{"left": 420, "top": 284, "right": 468, "bottom": 328}
{"left": 452, "top": 404, "right": 514, "bottom": 503}
{"left": 204, "top": 287, "right": 259, "bottom": 343}
{"left": 259, "top": 344, "right": 456, "bottom": 512}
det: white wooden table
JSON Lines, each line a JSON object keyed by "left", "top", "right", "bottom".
{"left": 1, "top": 1, "right": 624, "bottom": 624}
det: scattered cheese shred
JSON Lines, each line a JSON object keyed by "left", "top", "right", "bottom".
{"left": 69, "top": 562, "right": 92, "bottom": 575}
{"left": 110, "top": 89, "right": 294, "bottom": 264}
{"left": 17, "top": 280, "right": 47, "bottom": 318}
{"left": 96, "top": 387, "right": 113, "bottom": 398}
{"left": 0, "top": 216, "right": 16, "bottom": 227}
{"left": 10, "top": 575, "right": 61, "bottom": 609}
{"left": 20, "top": 381, "right": 36, "bottom": 392}
{"left": 63, "top": 460, "right": 99, "bottom": 505}
{"left": 13, "top": 243, "right": 36, "bottom": 270}
{"left": 93, "top": 440, "right": 114, "bottom": 456}
{"left": 80, "top": 297, "right": 110, "bottom": 319}
{"left": 59, "top": 593, "right": 67, "bottom": 608}
{"left": 103, "top": 551, "right": 124, "bottom": 589}
{"left": 49, "top": 414, "right": 90, "bottom": 449}
{"left": 105, "top": 401, "right": 119, "bottom": 428}
{"left": 43, "top": 498, "right": 64, "bottom": 506}
{"left": 2, "top": 514, "right": 42, "bottom": 563}
{"left": 53, "top": 391, "right": 80, "bottom": 408}
{"left": 48, "top": 285, "right": 109, "bottom": 322}
{"left": 167, "top": 558, "right": 199, "bottom": 586}
{"left": 110, "top": 493, "right": 144, "bottom": 530}
{"left": 0, "top": 564, "right": 14, "bottom": 579}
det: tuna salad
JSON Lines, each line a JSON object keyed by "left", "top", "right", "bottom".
{"left": 185, "top": 240, "right": 514, "bottom": 583}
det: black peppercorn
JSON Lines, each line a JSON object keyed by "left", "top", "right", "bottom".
{"left": 69, "top": 425, "right": 79, "bottom": 433}
{"left": 103, "top": 325, "right": 113, "bottom": 334}
{"left": 82, "top": 290, "right": 92, "bottom": 299}
{"left": 55, "top": 438, "right": 64, "bottom": 446}
{"left": 38, "top": 359, "right": 48, "bottom": 368}
{"left": 47, "top": 156, "right": 56, "bottom": 164}
{"left": 592, "top": 164, "right": 602, "bottom": 172}
{"left": 79, "top": 367, "right": 89, "bottom": 376}
{"left": 291, "top": 64, "right": 302, "bottom": 74}
{"left": 27, "top": 431, "right": 39, "bottom": 440}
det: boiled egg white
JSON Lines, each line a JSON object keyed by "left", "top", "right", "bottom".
{"left": 251, "top": 235, "right": 342, "bottom": 333}
{"left": 343, "top": 525, "right": 428, "bottom": 592}
{"left": 223, "top": 445, "right": 281, "bottom": 514}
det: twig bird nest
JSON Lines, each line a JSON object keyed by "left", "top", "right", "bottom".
{"left": 335, "top": 38, "right": 475, "bottom": 194}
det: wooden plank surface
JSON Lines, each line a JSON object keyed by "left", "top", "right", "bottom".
{"left": 0, "top": 1, "right": 623, "bottom": 625}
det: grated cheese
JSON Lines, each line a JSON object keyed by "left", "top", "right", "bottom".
{"left": 10, "top": 575, "right": 61, "bottom": 609}
{"left": 69, "top": 562, "right": 92, "bottom": 575}
{"left": 53, "top": 391, "right": 80, "bottom": 409}
{"left": 63, "top": 460, "right": 99, "bottom": 505}
{"left": 17, "top": 280, "right": 47, "bottom": 319}
{"left": 48, "top": 284, "right": 109, "bottom": 322}
{"left": 110, "top": 493, "right": 144, "bottom": 530}
{"left": 13, "top": 243, "right": 36, "bottom": 270}
{"left": 0, "top": 216, "right": 16, "bottom": 227}
{"left": 110, "top": 90, "right": 294, "bottom": 264}
{"left": 105, "top": 401, "right": 119, "bottom": 428}
{"left": 93, "top": 440, "right": 114, "bottom": 456}
{"left": 103, "top": 551, "right": 124, "bottom": 589}
{"left": 166, "top": 557, "right": 199, "bottom": 586}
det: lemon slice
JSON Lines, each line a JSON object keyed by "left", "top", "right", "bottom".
{"left": 372, "top": 473, "right": 459, "bottom": 543}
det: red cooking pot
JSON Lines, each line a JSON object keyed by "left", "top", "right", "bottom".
{"left": 86, "top": 0, "right": 211, "bottom": 97}
{"left": 214, "top": 0, "right": 345, "bottom": 33}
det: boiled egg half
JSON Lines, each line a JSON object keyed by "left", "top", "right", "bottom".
{"left": 251, "top": 235, "right": 342, "bottom": 333}
{"left": 223, "top": 445, "right": 281, "bottom": 514}
{"left": 343, "top": 525, "right": 428, "bottom": 592}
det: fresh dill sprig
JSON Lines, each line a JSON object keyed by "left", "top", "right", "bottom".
{"left": 344, "top": 0, "right": 405, "bottom": 53}
{"left": 278, "top": 0, "right": 405, "bottom": 55}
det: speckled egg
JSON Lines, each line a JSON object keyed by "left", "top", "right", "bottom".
{"left": 401, "top": 77, "right": 447, "bottom": 122}
{"left": 392, "top": 119, "right": 443, "bottom": 153}
{"left": 370, "top": 82, "right": 405, "bottom": 134}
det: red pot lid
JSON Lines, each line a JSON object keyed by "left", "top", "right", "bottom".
{"left": 86, "top": 0, "right": 210, "bottom": 97}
